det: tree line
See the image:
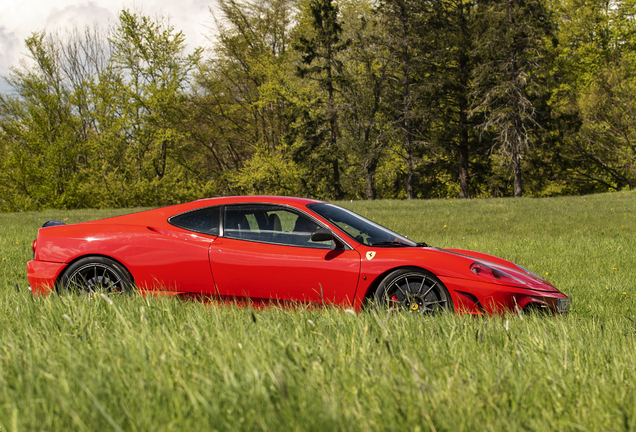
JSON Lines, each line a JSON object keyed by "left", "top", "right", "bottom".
{"left": 1, "top": 0, "right": 635, "bottom": 210}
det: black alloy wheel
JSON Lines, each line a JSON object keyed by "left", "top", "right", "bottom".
{"left": 374, "top": 268, "right": 453, "bottom": 314}
{"left": 59, "top": 256, "right": 134, "bottom": 294}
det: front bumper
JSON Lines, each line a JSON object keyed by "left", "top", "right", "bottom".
{"left": 439, "top": 276, "right": 570, "bottom": 315}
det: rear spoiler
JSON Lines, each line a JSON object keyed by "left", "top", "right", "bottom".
{"left": 42, "top": 220, "right": 67, "bottom": 228}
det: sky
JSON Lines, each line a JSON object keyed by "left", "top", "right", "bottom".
{"left": 0, "top": 0, "right": 216, "bottom": 94}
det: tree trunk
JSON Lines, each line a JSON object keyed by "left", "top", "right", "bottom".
{"left": 458, "top": 0, "right": 470, "bottom": 199}
{"left": 329, "top": 107, "right": 342, "bottom": 199}
{"left": 405, "top": 152, "right": 414, "bottom": 199}
{"left": 327, "top": 59, "right": 343, "bottom": 200}
{"left": 364, "top": 158, "right": 378, "bottom": 200}
{"left": 513, "top": 142, "right": 523, "bottom": 197}
{"left": 509, "top": 0, "right": 522, "bottom": 199}
{"left": 458, "top": 134, "right": 470, "bottom": 198}
{"left": 332, "top": 156, "right": 342, "bottom": 198}
{"left": 400, "top": 2, "right": 414, "bottom": 200}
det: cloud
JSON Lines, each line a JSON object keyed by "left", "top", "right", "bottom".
{"left": 0, "top": 26, "right": 20, "bottom": 93}
{"left": 0, "top": 26, "right": 19, "bottom": 70}
{"left": 44, "top": 2, "right": 118, "bottom": 31}
{"left": 0, "top": 0, "right": 217, "bottom": 94}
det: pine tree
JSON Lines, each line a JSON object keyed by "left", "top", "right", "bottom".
{"left": 294, "top": 0, "right": 348, "bottom": 199}
{"left": 424, "top": 0, "right": 477, "bottom": 198}
{"left": 470, "top": 0, "right": 553, "bottom": 197}
{"left": 377, "top": 0, "right": 424, "bottom": 199}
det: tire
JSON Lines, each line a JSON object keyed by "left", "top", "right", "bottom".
{"left": 374, "top": 268, "right": 453, "bottom": 314}
{"left": 59, "top": 256, "right": 134, "bottom": 294}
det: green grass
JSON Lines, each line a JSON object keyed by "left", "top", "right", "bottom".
{"left": 1, "top": 192, "right": 636, "bottom": 431}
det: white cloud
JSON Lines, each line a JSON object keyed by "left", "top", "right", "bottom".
{"left": 0, "top": 26, "right": 20, "bottom": 72}
{"left": 0, "top": 0, "right": 216, "bottom": 94}
{"left": 44, "top": 2, "right": 118, "bottom": 30}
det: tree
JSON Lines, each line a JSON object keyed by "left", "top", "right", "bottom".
{"left": 376, "top": 0, "right": 418, "bottom": 199}
{"left": 101, "top": 9, "right": 203, "bottom": 206}
{"left": 426, "top": 0, "right": 477, "bottom": 199}
{"left": 0, "top": 32, "right": 87, "bottom": 209}
{"left": 0, "top": 10, "right": 209, "bottom": 210}
{"left": 294, "top": 0, "right": 348, "bottom": 199}
{"left": 196, "top": 0, "right": 304, "bottom": 196}
{"left": 470, "top": 0, "right": 553, "bottom": 197}
{"left": 548, "top": 0, "right": 636, "bottom": 192}
{"left": 338, "top": 0, "right": 392, "bottom": 200}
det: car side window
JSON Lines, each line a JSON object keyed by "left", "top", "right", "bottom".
{"left": 224, "top": 205, "right": 332, "bottom": 249}
{"left": 169, "top": 206, "right": 220, "bottom": 235}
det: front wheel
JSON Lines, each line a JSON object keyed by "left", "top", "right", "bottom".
{"left": 374, "top": 268, "right": 453, "bottom": 314}
{"left": 59, "top": 256, "right": 134, "bottom": 294}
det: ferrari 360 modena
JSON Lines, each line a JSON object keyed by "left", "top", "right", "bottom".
{"left": 27, "top": 196, "right": 570, "bottom": 315}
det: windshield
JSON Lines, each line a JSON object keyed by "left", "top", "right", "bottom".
{"left": 307, "top": 203, "right": 417, "bottom": 247}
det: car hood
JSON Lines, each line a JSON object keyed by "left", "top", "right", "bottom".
{"left": 437, "top": 248, "right": 559, "bottom": 292}
{"left": 361, "top": 245, "right": 559, "bottom": 293}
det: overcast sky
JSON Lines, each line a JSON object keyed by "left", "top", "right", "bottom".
{"left": 0, "top": 0, "right": 216, "bottom": 94}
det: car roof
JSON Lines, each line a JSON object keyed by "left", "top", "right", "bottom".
{"left": 192, "top": 195, "right": 325, "bottom": 207}
{"left": 81, "top": 196, "right": 327, "bottom": 226}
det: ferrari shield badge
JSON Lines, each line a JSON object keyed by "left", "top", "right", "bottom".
{"left": 366, "top": 251, "right": 376, "bottom": 261}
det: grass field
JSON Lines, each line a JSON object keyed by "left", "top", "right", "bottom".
{"left": 1, "top": 192, "right": 635, "bottom": 431}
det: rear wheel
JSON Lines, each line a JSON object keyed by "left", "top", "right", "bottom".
{"left": 60, "top": 256, "right": 134, "bottom": 294}
{"left": 374, "top": 268, "right": 453, "bottom": 314}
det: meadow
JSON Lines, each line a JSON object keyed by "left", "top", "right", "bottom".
{"left": 0, "top": 192, "right": 635, "bottom": 431}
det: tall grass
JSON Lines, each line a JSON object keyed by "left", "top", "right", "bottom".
{"left": 1, "top": 192, "right": 635, "bottom": 431}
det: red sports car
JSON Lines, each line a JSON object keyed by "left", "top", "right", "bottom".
{"left": 27, "top": 196, "right": 570, "bottom": 315}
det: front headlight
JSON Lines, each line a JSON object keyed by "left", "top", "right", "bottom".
{"left": 470, "top": 262, "right": 527, "bottom": 285}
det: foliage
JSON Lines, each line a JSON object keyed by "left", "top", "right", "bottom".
{"left": 2, "top": 0, "right": 636, "bottom": 207}
{"left": 230, "top": 146, "right": 306, "bottom": 195}
{"left": 470, "top": 0, "right": 554, "bottom": 197}
{"left": 547, "top": 0, "right": 636, "bottom": 192}
{"left": 293, "top": 0, "right": 349, "bottom": 199}
{"left": 0, "top": 11, "right": 208, "bottom": 211}
{"left": 0, "top": 33, "right": 89, "bottom": 210}
{"left": 337, "top": 0, "right": 392, "bottom": 200}
{"left": 97, "top": 10, "right": 205, "bottom": 207}
{"left": 196, "top": 0, "right": 303, "bottom": 195}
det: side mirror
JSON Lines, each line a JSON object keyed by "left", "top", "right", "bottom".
{"left": 311, "top": 227, "right": 334, "bottom": 242}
